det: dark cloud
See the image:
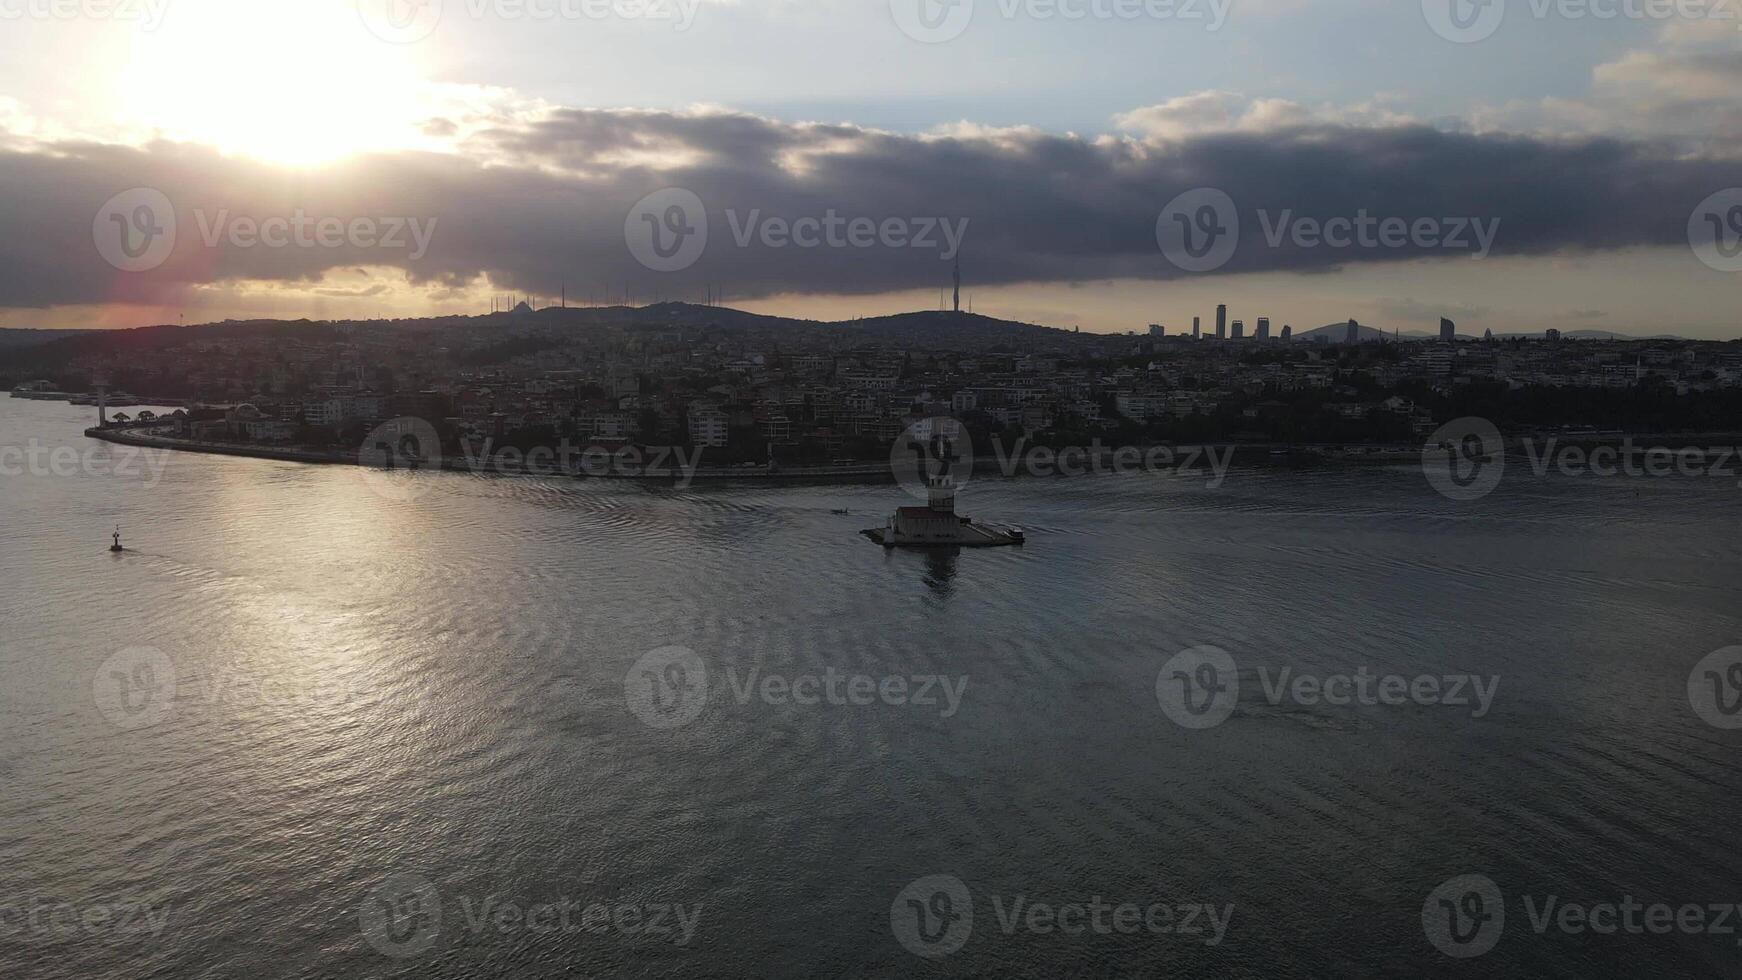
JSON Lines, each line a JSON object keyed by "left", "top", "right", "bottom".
{"left": 1, "top": 110, "right": 1737, "bottom": 310}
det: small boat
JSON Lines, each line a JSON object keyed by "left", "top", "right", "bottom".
{"left": 831, "top": 508, "right": 850, "bottom": 515}
{"left": 110, "top": 525, "right": 125, "bottom": 552}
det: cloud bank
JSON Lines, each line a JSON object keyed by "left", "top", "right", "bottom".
{"left": 2, "top": 97, "right": 1736, "bottom": 312}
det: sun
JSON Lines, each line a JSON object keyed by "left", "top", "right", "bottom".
{"left": 117, "top": 0, "right": 434, "bottom": 166}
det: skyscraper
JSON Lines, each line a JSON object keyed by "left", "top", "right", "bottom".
{"left": 1192, "top": 317, "right": 1201, "bottom": 339}
{"left": 1440, "top": 317, "right": 1455, "bottom": 343}
{"left": 1149, "top": 324, "right": 1165, "bottom": 337}
{"left": 1216, "top": 304, "right": 1227, "bottom": 339}
{"left": 1232, "top": 319, "right": 1245, "bottom": 340}
{"left": 1281, "top": 324, "right": 1292, "bottom": 342}
{"left": 1256, "top": 317, "right": 1271, "bottom": 340}
{"left": 1346, "top": 319, "right": 1360, "bottom": 344}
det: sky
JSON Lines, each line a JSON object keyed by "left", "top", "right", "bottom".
{"left": 0, "top": 0, "right": 1738, "bottom": 336}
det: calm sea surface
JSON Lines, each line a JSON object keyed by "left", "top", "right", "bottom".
{"left": 2, "top": 396, "right": 1740, "bottom": 978}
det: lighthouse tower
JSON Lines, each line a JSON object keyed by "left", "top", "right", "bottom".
{"left": 927, "top": 473, "right": 956, "bottom": 514}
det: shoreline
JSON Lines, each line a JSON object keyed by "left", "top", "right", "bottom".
{"left": 84, "top": 425, "right": 1377, "bottom": 482}
{"left": 84, "top": 426, "right": 905, "bottom": 481}
{"left": 82, "top": 425, "right": 1742, "bottom": 484}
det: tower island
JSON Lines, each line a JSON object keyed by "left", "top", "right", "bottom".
{"left": 862, "top": 474, "right": 1024, "bottom": 548}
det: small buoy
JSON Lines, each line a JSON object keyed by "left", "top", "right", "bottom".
{"left": 110, "top": 525, "right": 124, "bottom": 552}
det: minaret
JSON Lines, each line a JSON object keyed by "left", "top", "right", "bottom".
{"left": 952, "top": 256, "right": 961, "bottom": 314}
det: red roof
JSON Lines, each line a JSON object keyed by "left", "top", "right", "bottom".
{"left": 897, "top": 506, "right": 951, "bottom": 518}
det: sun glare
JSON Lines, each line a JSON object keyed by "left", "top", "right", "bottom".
{"left": 117, "top": 0, "right": 433, "bottom": 166}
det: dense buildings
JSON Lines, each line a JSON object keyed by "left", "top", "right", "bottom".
{"left": 9, "top": 304, "right": 1740, "bottom": 463}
